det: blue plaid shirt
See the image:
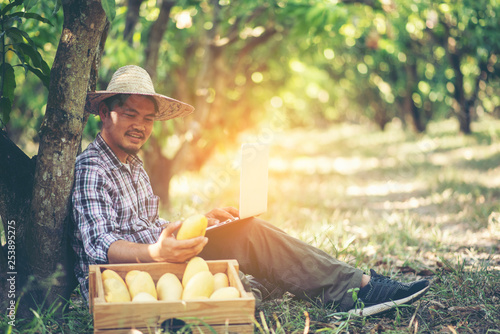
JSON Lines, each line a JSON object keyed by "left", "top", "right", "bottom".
{"left": 72, "top": 133, "right": 167, "bottom": 300}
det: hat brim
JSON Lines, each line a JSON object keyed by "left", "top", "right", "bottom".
{"left": 86, "top": 91, "right": 194, "bottom": 121}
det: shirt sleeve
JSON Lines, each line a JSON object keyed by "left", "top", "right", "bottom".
{"left": 72, "top": 166, "right": 124, "bottom": 264}
{"left": 154, "top": 218, "right": 169, "bottom": 227}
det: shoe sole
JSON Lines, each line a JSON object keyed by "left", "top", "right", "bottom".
{"left": 348, "top": 285, "right": 430, "bottom": 317}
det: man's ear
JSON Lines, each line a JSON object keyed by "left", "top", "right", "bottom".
{"left": 98, "top": 102, "right": 109, "bottom": 120}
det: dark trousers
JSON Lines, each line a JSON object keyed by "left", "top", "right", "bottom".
{"left": 200, "top": 218, "right": 363, "bottom": 311}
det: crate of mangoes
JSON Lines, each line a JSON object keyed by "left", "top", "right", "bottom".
{"left": 88, "top": 258, "right": 255, "bottom": 333}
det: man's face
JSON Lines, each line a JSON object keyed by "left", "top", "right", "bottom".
{"left": 100, "top": 95, "right": 156, "bottom": 162}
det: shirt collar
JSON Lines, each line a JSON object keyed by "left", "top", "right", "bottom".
{"left": 95, "top": 133, "right": 143, "bottom": 170}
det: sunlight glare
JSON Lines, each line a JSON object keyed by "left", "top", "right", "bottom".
{"left": 251, "top": 72, "right": 263, "bottom": 83}
{"left": 175, "top": 11, "right": 193, "bottom": 29}
{"left": 270, "top": 96, "right": 283, "bottom": 108}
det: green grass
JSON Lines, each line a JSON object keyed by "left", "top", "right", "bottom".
{"left": 4, "top": 118, "right": 500, "bottom": 333}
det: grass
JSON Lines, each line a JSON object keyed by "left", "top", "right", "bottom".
{"left": 3, "top": 118, "right": 500, "bottom": 333}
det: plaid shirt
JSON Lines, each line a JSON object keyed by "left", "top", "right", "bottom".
{"left": 72, "top": 133, "right": 167, "bottom": 300}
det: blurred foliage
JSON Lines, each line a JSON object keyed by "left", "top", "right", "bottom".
{"left": 2, "top": 0, "right": 500, "bottom": 157}
{"left": 0, "top": 0, "right": 61, "bottom": 150}
{"left": 0, "top": 0, "right": 54, "bottom": 130}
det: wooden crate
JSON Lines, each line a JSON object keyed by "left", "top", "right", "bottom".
{"left": 89, "top": 260, "right": 255, "bottom": 333}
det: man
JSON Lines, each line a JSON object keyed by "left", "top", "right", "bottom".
{"left": 72, "top": 65, "right": 430, "bottom": 317}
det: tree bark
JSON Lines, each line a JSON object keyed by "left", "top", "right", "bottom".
{"left": 22, "top": 0, "right": 108, "bottom": 314}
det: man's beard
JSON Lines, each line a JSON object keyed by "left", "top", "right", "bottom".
{"left": 120, "top": 144, "right": 141, "bottom": 156}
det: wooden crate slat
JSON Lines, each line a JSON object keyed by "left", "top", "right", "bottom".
{"left": 94, "top": 323, "right": 254, "bottom": 334}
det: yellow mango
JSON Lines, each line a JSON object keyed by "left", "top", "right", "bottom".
{"left": 125, "top": 270, "right": 141, "bottom": 287}
{"left": 176, "top": 214, "right": 208, "bottom": 240}
{"left": 213, "top": 272, "right": 229, "bottom": 291}
{"left": 103, "top": 278, "right": 131, "bottom": 303}
{"left": 157, "top": 273, "right": 183, "bottom": 301}
{"left": 127, "top": 271, "right": 157, "bottom": 300}
{"left": 182, "top": 271, "right": 214, "bottom": 300}
{"left": 132, "top": 292, "right": 157, "bottom": 302}
{"left": 210, "top": 286, "right": 240, "bottom": 300}
{"left": 102, "top": 269, "right": 126, "bottom": 286}
{"left": 182, "top": 257, "right": 209, "bottom": 287}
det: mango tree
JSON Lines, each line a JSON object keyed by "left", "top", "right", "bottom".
{"left": 0, "top": 0, "right": 109, "bottom": 319}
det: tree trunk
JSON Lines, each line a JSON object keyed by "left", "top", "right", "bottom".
{"left": 124, "top": 0, "right": 144, "bottom": 44}
{"left": 19, "top": 0, "right": 108, "bottom": 316}
{"left": 144, "top": 0, "right": 176, "bottom": 80}
{"left": 144, "top": 137, "right": 174, "bottom": 209}
{"left": 405, "top": 63, "right": 426, "bottom": 133}
{"left": 449, "top": 52, "right": 471, "bottom": 134}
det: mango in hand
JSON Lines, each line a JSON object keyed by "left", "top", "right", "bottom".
{"left": 176, "top": 214, "right": 208, "bottom": 240}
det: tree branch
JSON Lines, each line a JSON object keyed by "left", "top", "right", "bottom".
{"left": 124, "top": 0, "right": 145, "bottom": 44}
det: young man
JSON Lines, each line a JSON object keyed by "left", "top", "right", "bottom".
{"left": 72, "top": 65, "right": 430, "bottom": 316}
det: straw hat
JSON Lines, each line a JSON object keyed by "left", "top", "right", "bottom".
{"left": 86, "top": 65, "right": 194, "bottom": 121}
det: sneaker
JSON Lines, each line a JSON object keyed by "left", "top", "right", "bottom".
{"left": 348, "top": 269, "right": 430, "bottom": 316}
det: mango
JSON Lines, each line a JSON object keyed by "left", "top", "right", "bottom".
{"left": 125, "top": 270, "right": 141, "bottom": 287}
{"left": 103, "top": 278, "right": 131, "bottom": 303}
{"left": 132, "top": 292, "right": 157, "bottom": 302}
{"left": 157, "top": 273, "right": 183, "bottom": 301}
{"left": 176, "top": 214, "right": 208, "bottom": 240}
{"left": 127, "top": 271, "right": 158, "bottom": 300}
{"left": 213, "top": 272, "right": 229, "bottom": 291}
{"left": 182, "top": 257, "right": 210, "bottom": 287}
{"left": 182, "top": 271, "right": 215, "bottom": 300}
{"left": 210, "top": 286, "right": 240, "bottom": 300}
{"left": 102, "top": 269, "right": 126, "bottom": 285}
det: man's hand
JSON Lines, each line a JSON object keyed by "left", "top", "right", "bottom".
{"left": 148, "top": 221, "right": 208, "bottom": 263}
{"left": 205, "top": 207, "right": 239, "bottom": 226}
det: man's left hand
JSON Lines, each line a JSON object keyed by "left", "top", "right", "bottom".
{"left": 205, "top": 207, "right": 239, "bottom": 226}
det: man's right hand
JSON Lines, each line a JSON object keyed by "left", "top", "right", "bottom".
{"left": 148, "top": 221, "right": 208, "bottom": 263}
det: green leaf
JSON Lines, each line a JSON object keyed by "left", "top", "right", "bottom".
{"left": 0, "top": 97, "right": 12, "bottom": 125}
{"left": 101, "top": 0, "right": 116, "bottom": 21}
{"left": 1, "top": 63, "right": 16, "bottom": 101}
{"left": 15, "top": 43, "right": 43, "bottom": 68}
{"left": 6, "top": 27, "right": 35, "bottom": 47}
{"left": 1, "top": 14, "right": 22, "bottom": 27}
{"left": 7, "top": 12, "right": 53, "bottom": 26}
{"left": 52, "top": 0, "right": 62, "bottom": 16}
{"left": 0, "top": 0, "right": 23, "bottom": 16}
{"left": 24, "top": 64, "right": 50, "bottom": 88}
{"left": 10, "top": 47, "right": 27, "bottom": 66}
{"left": 23, "top": 0, "right": 38, "bottom": 12}
{"left": 40, "top": 58, "right": 50, "bottom": 76}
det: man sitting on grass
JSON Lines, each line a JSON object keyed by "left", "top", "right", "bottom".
{"left": 71, "top": 65, "right": 430, "bottom": 316}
